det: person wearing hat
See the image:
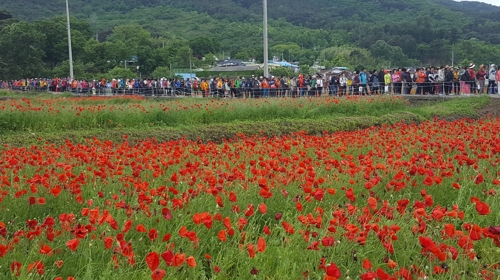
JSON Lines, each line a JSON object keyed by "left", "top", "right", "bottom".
{"left": 488, "top": 64, "right": 497, "bottom": 94}
{"left": 468, "top": 63, "right": 476, "bottom": 94}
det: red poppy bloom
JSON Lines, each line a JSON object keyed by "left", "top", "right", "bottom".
{"left": 151, "top": 269, "right": 166, "bottom": 280}
{"left": 66, "top": 238, "right": 80, "bottom": 251}
{"left": 146, "top": 252, "right": 160, "bottom": 271}
{"left": 10, "top": 261, "right": 21, "bottom": 276}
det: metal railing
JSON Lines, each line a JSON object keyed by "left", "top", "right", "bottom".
{"left": 1, "top": 80, "right": 498, "bottom": 97}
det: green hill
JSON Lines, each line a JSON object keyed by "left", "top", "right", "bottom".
{"left": 1, "top": 0, "right": 500, "bottom": 79}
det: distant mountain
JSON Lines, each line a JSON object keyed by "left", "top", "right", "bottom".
{"left": 440, "top": 0, "right": 500, "bottom": 12}
{"left": 2, "top": 0, "right": 500, "bottom": 79}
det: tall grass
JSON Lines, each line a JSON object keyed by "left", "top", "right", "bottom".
{"left": 0, "top": 96, "right": 410, "bottom": 133}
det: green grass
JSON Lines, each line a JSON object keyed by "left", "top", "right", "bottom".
{"left": 0, "top": 93, "right": 492, "bottom": 148}
{"left": 0, "top": 112, "right": 421, "bottom": 148}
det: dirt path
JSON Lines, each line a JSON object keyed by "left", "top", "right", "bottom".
{"left": 477, "top": 98, "right": 500, "bottom": 118}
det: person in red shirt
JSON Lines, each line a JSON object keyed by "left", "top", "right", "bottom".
{"left": 476, "top": 64, "right": 486, "bottom": 94}
{"left": 61, "top": 79, "right": 67, "bottom": 92}
{"left": 416, "top": 68, "right": 427, "bottom": 95}
{"left": 468, "top": 63, "right": 476, "bottom": 94}
{"left": 298, "top": 74, "right": 305, "bottom": 97}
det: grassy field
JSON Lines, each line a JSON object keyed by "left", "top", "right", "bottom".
{"left": 0, "top": 91, "right": 491, "bottom": 147}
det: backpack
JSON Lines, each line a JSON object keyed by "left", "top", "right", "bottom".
{"left": 460, "top": 70, "right": 470, "bottom": 81}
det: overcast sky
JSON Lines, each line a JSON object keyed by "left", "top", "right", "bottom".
{"left": 456, "top": 0, "right": 500, "bottom": 6}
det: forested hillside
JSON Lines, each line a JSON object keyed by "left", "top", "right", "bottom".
{"left": 2, "top": 0, "right": 500, "bottom": 79}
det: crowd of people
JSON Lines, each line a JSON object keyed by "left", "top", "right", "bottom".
{"left": 2, "top": 63, "right": 500, "bottom": 98}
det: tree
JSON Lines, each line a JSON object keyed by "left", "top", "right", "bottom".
{"left": 233, "top": 50, "right": 250, "bottom": 61}
{"left": 0, "top": 22, "right": 46, "bottom": 79}
{"left": 107, "top": 24, "right": 151, "bottom": 55}
{"left": 151, "top": 66, "right": 172, "bottom": 79}
{"left": 34, "top": 16, "right": 92, "bottom": 67}
{"left": 188, "top": 36, "right": 220, "bottom": 57}
{"left": 105, "top": 66, "right": 136, "bottom": 81}
{"left": 174, "top": 46, "right": 193, "bottom": 68}
{"left": 270, "top": 67, "right": 294, "bottom": 77}
{"left": 203, "top": 53, "right": 217, "bottom": 67}
{"left": 52, "top": 60, "right": 85, "bottom": 79}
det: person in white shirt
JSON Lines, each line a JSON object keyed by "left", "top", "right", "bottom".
{"left": 316, "top": 76, "right": 324, "bottom": 97}
{"left": 339, "top": 74, "right": 347, "bottom": 97}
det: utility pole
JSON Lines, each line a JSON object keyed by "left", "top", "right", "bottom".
{"left": 451, "top": 48, "right": 454, "bottom": 67}
{"left": 263, "top": 0, "right": 269, "bottom": 77}
{"left": 66, "top": 0, "right": 74, "bottom": 80}
{"left": 189, "top": 48, "right": 193, "bottom": 79}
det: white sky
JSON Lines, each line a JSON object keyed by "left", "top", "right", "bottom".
{"left": 455, "top": 0, "right": 500, "bottom": 6}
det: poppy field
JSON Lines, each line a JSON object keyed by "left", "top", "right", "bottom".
{"left": 0, "top": 94, "right": 490, "bottom": 134}
{"left": 0, "top": 104, "right": 499, "bottom": 280}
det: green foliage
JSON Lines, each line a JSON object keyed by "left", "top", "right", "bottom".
{"left": 270, "top": 67, "right": 295, "bottom": 77}
{"left": 52, "top": 60, "right": 86, "bottom": 79}
{"left": 188, "top": 36, "right": 220, "bottom": 57}
{"left": 105, "top": 66, "right": 136, "bottom": 81}
{"left": 0, "top": 95, "right": 490, "bottom": 147}
{"left": 2, "top": 0, "right": 500, "bottom": 78}
{"left": 0, "top": 21, "right": 47, "bottom": 79}
{"left": 151, "top": 66, "right": 172, "bottom": 79}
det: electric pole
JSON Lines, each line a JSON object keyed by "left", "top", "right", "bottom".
{"left": 66, "top": 0, "right": 74, "bottom": 80}
{"left": 263, "top": 0, "right": 269, "bottom": 78}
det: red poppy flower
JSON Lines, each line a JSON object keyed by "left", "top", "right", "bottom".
{"left": 186, "top": 256, "right": 196, "bottom": 267}
{"left": 39, "top": 244, "right": 53, "bottom": 255}
{"left": 103, "top": 237, "right": 114, "bottom": 249}
{"left": 247, "top": 243, "right": 256, "bottom": 258}
{"left": 325, "top": 262, "right": 341, "bottom": 278}
{"left": 161, "top": 208, "right": 172, "bottom": 220}
{"left": 362, "top": 259, "right": 372, "bottom": 270}
{"left": 257, "top": 237, "right": 266, "bottom": 253}
{"left": 27, "top": 260, "right": 45, "bottom": 275}
{"left": 148, "top": 229, "right": 158, "bottom": 241}
{"left": 263, "top": 225, "right": 271, "bottom": 235}
{"left": 54, "top": 260, "right": 64, "bottom": 268}
{"left": 146, "top": 252, "right": 160, "bottom": 271}
{"left": 10, "top": 261, "right": 21, "bottom": 276}
{"left": 258, "top": 203, "right": 267, "bottom": 214}
{"left": 161, "top": 250, "right": 174, "bottom": 266}
{"left": 218, "top": 230, "right": 227, "bottom": 242}
{"left": 151, "top": 269, "right": 166, "bottom": 280}
{"left": 66, "top": 238, "right": 80, "bottom": 251}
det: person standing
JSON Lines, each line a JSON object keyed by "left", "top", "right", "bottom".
{"left": 359, "top": 69, "right": 368, "bottom": 95}
{"left": 416, "top": 68, "right": 427, "bottom": 95}
{"left": 453, "top": 67, "right": 460, "bottom": 95}
{"left": 370, "top": 69, "right": 380, "bottom": 95}
{"left": 261, "top": 77, "right": 269, "bottom": 98}
{"left": 402, "top": 68, "right": 412, "bottom": 95}
{"left": 476, "top": 65, "right": 486, "bottom": 94}
{"left": 468, "top": 63, "right": 476, "bottom": 94}
{"left": 384, "top": 70, "right": 391, "bottom": 94}
{"left": 316, "top": 75, "right": 324, "bottom": 97}
{"left": 459, "top": 66, "right": 471, "bottom": 94}
{"left": 496, "top": 67, "right": 500, "bottom": 94}
{"left": 377, "top": 68, "right": 385, "bottom": 94}
{"left": 488, "top": 64, "right": 497, "bottom": 94}
{"left": 329, "top": 74, "right": 338, "bottom": 96}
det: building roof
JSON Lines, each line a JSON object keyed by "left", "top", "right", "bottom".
{"left": 209, "top": 66, "right": 260, "bottom": 72}
{"left": 175, "top": 73, "right": 197, "bottom": 79}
